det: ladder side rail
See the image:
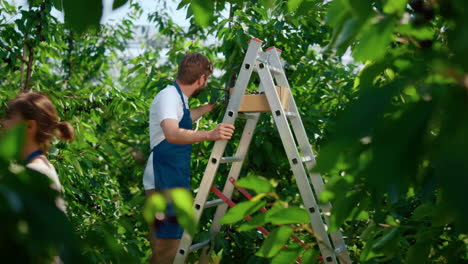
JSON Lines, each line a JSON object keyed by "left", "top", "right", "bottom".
{"left": 200, "top": 81, "right": 266, "bottom": 263}
{"left": 174, "top": 39, "right": 263, "bottom": 264}
{"left": 284, "top": 84, "right": 352, "bottom": 264}
{"left": 257, "top": 62, "right": 338, "bottom": 264}
{"left": 265, "top": 47, "right": 333, "bottom": 221}
{"left": 265, "top": 48, "right": 325, "bottom": 195}
{"left": 199, "top": 113, "right": 260, "bottom": 264}
{"left": 266, "top": 49, "right": 352, "bottom": 264}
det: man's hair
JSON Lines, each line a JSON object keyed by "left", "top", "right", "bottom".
{"left": 6, "top": 92, "right": 74, "bottom": 149}
{"left": 176, "top": 53, "right": 213, "bottom": 85}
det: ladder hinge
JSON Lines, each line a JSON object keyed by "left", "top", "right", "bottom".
{"left": 189, "top": 239, "right": 211, "bottom": 253}
{"left": 204, "top": 199, "right": 225, "bottom": 209}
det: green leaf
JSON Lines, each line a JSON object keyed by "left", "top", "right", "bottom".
{"left": 256, "top": 226, "right": 293, "bottom": 258}
{"left": 405, "top": 236, "right": 431, "bottom": 264}
{"left": 399, "top": 24, "right": 434, "bottom": 40}
{"left": 220, "top": 200, "right": 267, "bottom": 225}
{"left": 326, "top": 0, "right": 351, "bottom": 27}
{"left": 27, "top": 0, "right": 42, "bottom": 5}
{"left": 63, "top": 0, "right": 103, "bottom": 33}
{"left": 70, "top": 159, "right": 83, "bottom": 176}
{"left": 143, "top": 192, "right": 166, "bottom": 224}
{"left": 83, "top": 131, "right": 98, "bottom": 144}
{"left": 266, "top": 207, "right": 310, "bottom": 225}
{"left": 412, "top": 203, "right": 434, "bottom": 220}
{"left": 301, "top": 249, "right": 320, "bottom": 264}
{"left": 332, "top": 17, "right": 365, "bottom": 54}
{"left": 190, "top": 0, "right": 214, "bottom": 27}
{"left": 0, "top": 186, "right": 23, "bottom": 213}
{"left": 0, "top": 124, "right": 24, "bottom": 160}
{"left": 372, "top": 227, "right": 400, "bottom": 250}
{"left": 112, "top": 0, "right": 128, "bottom": 10}
{"left": 236, "top": 175, "right": 274, "bottom": 194}
{"left": 170, "top": 188, "right": 196, "bottom": 236}
{"left": 238, "top": 213, "right": 267, "bottom": 231}
{"left": 287, "top": 0, "right": 303, "bottom": 12}
{"left": 52, "top": 0, "right": 63, "bottom": 11}
{"left": 352, "top": 16, "right": 396, "bottom": 62}
{"left": 177, "top": 0, "right": 191, "bottom": 10}
{"left": 271, "top": 245, "right": 301, "bottom": 264}
{"left": 329, "top": 190, "right": 361, "bottom": 232}
{"left": 361, "top": 227, "right": 402, "bottom": 261}
{"left": 383, "top": 0, "right": 408, "bottom": 14}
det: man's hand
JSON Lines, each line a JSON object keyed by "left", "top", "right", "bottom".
{"left": 190, "top": 104, "right": 217, "bottom": 122}
{"left": 209, "top": 123, "right": 235, "bottom": 140}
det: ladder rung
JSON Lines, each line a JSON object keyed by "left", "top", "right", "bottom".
{"left": 220, "top": 156, "right": 242, "bottom": 163}
{"left": 301, "top": 156, "right": 313, "bottom": 163}
{"left": 189, "top": 239, "right": 211, "bottom": 253}
{"left": 204, "top": 199, "right": 225, "bottom": 209}
{"left": 268, "top": 65, "right": 283, "bottom": 74}
{"left": 285, "top": 112, "right": 297, "bottom": 118}
{"left": 335, "top": 245, "right": 345, "bottom": 254}
{"left": 238, "top": 113, "right": 258, "bottom": 119}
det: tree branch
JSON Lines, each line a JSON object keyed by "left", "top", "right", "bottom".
{"left": 22, "top": 43, "right": 34, "bottom": 92}
{"left": 20, "top": 44, "right": 26, "bottom": 89}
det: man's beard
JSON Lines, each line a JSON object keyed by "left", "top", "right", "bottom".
{"left": 191, "top": 84, "right": 206, "bottom": 98}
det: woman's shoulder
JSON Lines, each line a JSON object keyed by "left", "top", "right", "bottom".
{"left": 26, "top": 157, "right": 67, "bottom": 213}
{"left": 26, "top": 157, "right": 62, "bottom": 191}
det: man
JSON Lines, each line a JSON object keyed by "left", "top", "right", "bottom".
{"left": 143, "top": 53, "right": 235, "bottom": 264}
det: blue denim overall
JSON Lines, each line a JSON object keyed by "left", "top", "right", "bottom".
{"left": 152, "top": 83, "right": 192, "bottom": 238}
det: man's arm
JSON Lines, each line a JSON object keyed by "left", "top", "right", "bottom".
{"left": 161, "top": 119, "right": 235, "bottom": 145}
{"left": 190, "top": 104, "right": 216, "bottom": 122}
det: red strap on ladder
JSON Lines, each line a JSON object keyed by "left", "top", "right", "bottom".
{"left": 227, "top": 177, "right": 325, "bottom": 263}
{"left": 228, "top": 177, "right": 311, "bottom": 250}
{"left": 210, "top": 183, "right": 324, "bottom": 263}
{"left": 210, "top": 185, "right": 270, "bottom": 236}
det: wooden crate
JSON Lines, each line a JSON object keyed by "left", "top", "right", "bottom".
{"left": 233, "top": 86, "right": 290, "bottom": 112}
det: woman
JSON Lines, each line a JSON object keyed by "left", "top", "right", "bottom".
{"left": 2, "top": 92, "right": 74, "bottom": 212}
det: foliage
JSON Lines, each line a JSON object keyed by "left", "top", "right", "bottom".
{"left": 0, "top": 0, "right": 356, "bottom": 263}
{"left": 1, "top": 0, "right": 149, "bottom": 262}
{"left": 0, "top": 125, "right": 88, "bottom": 263}
{"left": 2, "top": 0, "right": 467, "bottom": 263}
{"left": 315, "top": 0, "right": 468, "bottom": 263}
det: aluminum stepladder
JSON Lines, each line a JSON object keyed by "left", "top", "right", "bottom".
{"left": 174, "top": 38, "right": 352, "bottom": 264}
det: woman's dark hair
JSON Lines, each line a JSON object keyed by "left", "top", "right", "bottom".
{"left": 6, "top": 92, "right": 74, "bottom": 149}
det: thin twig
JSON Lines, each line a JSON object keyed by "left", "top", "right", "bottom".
{"left": 22, "top": 43, "right": 34, "bottom": 92}
{"left": 1, "top": 44, "right": 27, "bottom": 63}
{"left": 20, "top": 44, "right": 26, "bottom": 89}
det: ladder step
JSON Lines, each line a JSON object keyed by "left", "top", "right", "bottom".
{"left": 204, "top": 198, "right": 225, "bottom": 209}
{"left": 285, "top": 112, "right": 297, "bottom": 118}
{"left": 238, "top": 113, "right": 258, "bottom": 119}
{"left": 301, "top": 156, "right": 313, "bottom": 163}
{"left": 334, "top": 245, "right": 345, "bottom": 254}
{"left": 220, "top": 156, "right": 242, "bottom": 163}
{"left": 189, "top": 239, "right": 211, "bottom": 253}
{"left": 268, "top": 65, "right": 283, "bottom": 74}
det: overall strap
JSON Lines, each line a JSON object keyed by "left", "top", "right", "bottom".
{"left": 26, "top": 149, "right": 43, "bottom": 163}
{"left": 173, "top": 82, "right": 188, "bottom": 110}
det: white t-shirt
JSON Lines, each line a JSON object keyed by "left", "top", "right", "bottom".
{"left": 27, "top": 159, "right": 67, "bottom": 213}
{"left": 143, "top": 84, "right": 189, "bottom": 190}
{"left": 149, "top": 84, "right": 189, "bottom": 149}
